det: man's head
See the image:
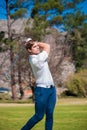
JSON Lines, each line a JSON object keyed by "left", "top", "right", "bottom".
{"left": 25, "top": 38, "right": 40, "bottom": 55}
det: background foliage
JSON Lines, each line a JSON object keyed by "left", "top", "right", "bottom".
{"left": 65, "top": 69, "right": 87, "bottom": 97}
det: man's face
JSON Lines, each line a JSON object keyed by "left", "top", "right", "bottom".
{"left": 28, "top": 42, "right": 40, "bottom": 55}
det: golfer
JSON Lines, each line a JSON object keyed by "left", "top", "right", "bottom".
{"left": 21, "top": 38, "right": 56, "bottom": 130}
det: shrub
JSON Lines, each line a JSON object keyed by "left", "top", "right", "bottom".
{"left": 0, "top": 93, "right": 11, "bottom": 100}
{"left": 65, "top": 69, "right": 87, "bottom": 97}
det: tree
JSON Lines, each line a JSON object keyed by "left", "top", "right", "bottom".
{"left": 31, "top": 0, "right": 87, "bottom": 30}
{"left": 0, "top": 0, "right": 30, "bottom": 100}
{"left": 25, "top": 0, "right": 64, "bottom": 40}
{"left": 69, "top": 24, "right": 87, "bottom": 69}
{"left": 24, "top": 0, "right": 87, "bottom": 42}
{"left": 64, "top": 11, "right": 87, "bottom": 31}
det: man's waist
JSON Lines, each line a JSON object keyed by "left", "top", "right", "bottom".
{"left": 36, "top": 84, "right": 55, "bottom": 88}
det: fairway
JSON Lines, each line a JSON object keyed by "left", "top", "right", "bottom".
{"left": 0, "top": 98, "right": 87, "bottom": 130}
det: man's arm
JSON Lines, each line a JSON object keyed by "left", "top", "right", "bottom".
{"left": 38, "top": 42, "right": 50, "bottom": 55}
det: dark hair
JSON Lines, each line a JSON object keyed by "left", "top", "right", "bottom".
{"left": 25, "top": 40, "right": 34, "bottom": 50}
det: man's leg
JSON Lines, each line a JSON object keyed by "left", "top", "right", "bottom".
{"left": 45, "top": 87, "right": 56, "bottom": 130}
{"left": 21, "top": 87, "right": 48, "bottom": 130}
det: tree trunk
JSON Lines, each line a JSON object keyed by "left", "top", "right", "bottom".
{"left": 6, "top": 0, "right": 17, "bottom": 100}
{"left": 10, "top": 47, "right": 17, "bottom": 100}
{"left": 18, "top": 61, "right": 24, "bottom": 99}
{"left": 28, "top": 70, "right": 35, "bottom": 102}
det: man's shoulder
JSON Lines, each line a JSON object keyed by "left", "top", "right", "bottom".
{"left": 29, "top": 51, "right": 48, "bottom": 63}
{"left": 38, "top": 51, "right": 48, "bottom": 57}
{"left": 29, "top": 55, "right": 37, "bottom": 62}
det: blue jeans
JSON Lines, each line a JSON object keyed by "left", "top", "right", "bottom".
{"left": 21, "top": 86, "right": 56, "bottom": 130}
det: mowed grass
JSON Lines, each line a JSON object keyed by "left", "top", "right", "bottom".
{"left": 0, "top": 98, "right": 87, "bottom": 130}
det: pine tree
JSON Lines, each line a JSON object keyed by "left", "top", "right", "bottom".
{"left": 0, "top": 0, "right": 30, "bottom": 100}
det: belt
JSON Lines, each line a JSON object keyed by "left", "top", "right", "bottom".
{"left": 36, "top": 84, "right": 54, "bottom": 88}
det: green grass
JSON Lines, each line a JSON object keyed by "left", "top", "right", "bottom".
{"left": 0, "top": 98, "right": 87, "bottom": 130}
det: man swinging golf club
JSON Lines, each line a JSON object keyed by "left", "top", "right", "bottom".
{"left": 21, "top": 38, "right": 56, "bottom": 130}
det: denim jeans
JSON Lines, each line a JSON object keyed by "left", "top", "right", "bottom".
{"left": 21, "top": 86, "right": 56, "bottom": 130}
